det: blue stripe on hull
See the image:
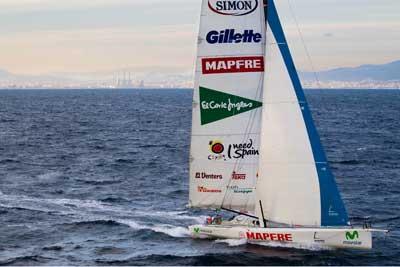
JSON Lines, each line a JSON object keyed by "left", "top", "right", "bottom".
{"left": 266, "top": 0, "right": 349, "bottom": 226}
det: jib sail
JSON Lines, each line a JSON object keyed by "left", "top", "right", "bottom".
{"left": 255, "top": 0, "right": 349, "bottom": 227}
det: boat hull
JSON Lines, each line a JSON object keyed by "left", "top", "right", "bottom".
{"left": 189, "top": 225, "right": 373, "bottom": 249}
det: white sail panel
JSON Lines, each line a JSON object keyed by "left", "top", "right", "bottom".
{"left": 189, "top": 0, "right": 266, "bottom": 210}
{"left": 189, "top": 134, "right": 260, "bottom": 211}
{"left": 255, "top": 23, "right": 322, "bottom": 226}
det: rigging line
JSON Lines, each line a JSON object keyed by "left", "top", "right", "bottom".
{"left": 225, "top": 3, "right": 268, "bottom": 207}
{"left": 221, "top": 18, "right": 266, "bottom": 210}
{"left": 286, "top": 0, "right": 326, "bottom": 90}
{"left": 192, "top": 132, "right": 261, "bottom": 137}
{"left": 221, "top": 207, "right": 258, "bottom": 220}
{"left": 197, "top": 53, "right": 264, "bottom": 58}
{"left": 221, "top": 69, "right": 264, "bottom": 208}
{"left": 221, "top": 83, "right": 262, "bottom": 208}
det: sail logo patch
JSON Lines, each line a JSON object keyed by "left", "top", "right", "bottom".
{"left": 232, "top": 172, "right": 246, "bottom": 180}
{"left": 208, "top": 139, "right": 259, "bottom": 161}
{"left": 199, "top": 86, "right": 262, "bottom": 125}
{"left": 195, "top": 172, "right": 223, "bottom": 180}
{"left": 202, "top": 56, "right": 264, "bottom": 74}
{"left": 208, "top": 0, "right": 259, "bottom": 16}
{"left": 227, "top": 185, "right": 253, "bottom": 194}
{"left": 210, "top": 140, "right": 224, "bottom": 154}
{"left": 197, "top": 186, "right": 222, "bottom": 193}
{"left": 206, "top": 29, "right": 262, "bottom": 44}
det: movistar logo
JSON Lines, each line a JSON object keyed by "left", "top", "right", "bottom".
{"left": 345, "top": 231, "right": 359, "bottom": 240}
{"left": 199, "top": 86, "right": 262, "bottom": 125}
{"left": 194, "top": 227, "right": 200, "bottom": 234}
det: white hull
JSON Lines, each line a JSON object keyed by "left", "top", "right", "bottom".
{"left": 189, "top": 224, "right": 379, "bottom": 250}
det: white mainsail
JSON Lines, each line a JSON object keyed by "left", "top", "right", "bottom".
{"left": 189, "top": 0, "right": 266, "bottom": 211}
{"left": 256, "top": 0, "right": 349, "bottom": 227}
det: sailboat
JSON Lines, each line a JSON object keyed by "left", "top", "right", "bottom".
{"left": 188, "top": 0, "right": 386, "bottom": 249}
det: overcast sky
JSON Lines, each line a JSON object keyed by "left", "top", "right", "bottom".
{"left": 0, "top": 0, "right": 399, "bottom": 75}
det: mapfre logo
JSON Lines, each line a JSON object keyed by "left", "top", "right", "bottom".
{"left": 202, "top": 56, "right": 264, "bottom": 74}
{"left": 208, "top": 0, "right": 259, "bottom": 16}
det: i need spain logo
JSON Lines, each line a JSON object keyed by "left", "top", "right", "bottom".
{"left": 199, "top": 86, "right": 262, "bottom": 125}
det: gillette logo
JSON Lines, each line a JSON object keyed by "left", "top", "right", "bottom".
{"left": 206, "top": 29, "right": 262, "bottom": 44}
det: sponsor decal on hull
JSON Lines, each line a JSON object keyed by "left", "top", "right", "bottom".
{"left": 193, "top": 227, "right": 213, "bottom": 234}
{"left": 343, "top": 231, "right": 362, "bottom": 245}
{"left": 208, "top": 139, "right": 259, "bottom": 161}
{"left": 206, "top": 29, "right": 262, "bottom": 44}
{"left": 202, "top": 56, "right": 264, "bottom": 74}
{"left": 200, "top": 86, "right": 262, "bottom": 125}
{"left": 195, "top": 172, "right": 223, "bottom": 180}
{"left": 208, "top": 0, "right": 259, "bottom": 16}
{"left": 246, "top": 231, "right": 293, "bottom": 242}
{"left": 346, "top": 231, "right": 359, "bottom": 240}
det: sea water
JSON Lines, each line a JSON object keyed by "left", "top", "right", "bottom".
{"left": 0, "top": 89, "right": 399, "bottom": 265}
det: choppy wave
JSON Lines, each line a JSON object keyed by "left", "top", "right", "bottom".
{"left": 215, "top": 238, "right": 248, "bottom": 247}
{"left": 332, "top": 159, "right": 361, "bottom": 165}
{"left": 94, "top": 252, "right": 310, "bottom": 266}
{"left": 248, "top": 240, "right": 334, "bottom": 251}
{"left": 37, "top": 171, "right": 62, "bottom": 180}
{"left": 0, "top": 190, "right": 199, "bottom": 239}
{"left": 0, "top": 255, "right": 54, "bottom": 266}
{"left": 214, "top": 238, "right": 333, "bottom": 251}
{"left": 118, "top": 219, "right": 190, "bottom": 238}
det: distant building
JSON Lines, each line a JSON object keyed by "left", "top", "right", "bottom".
{"left": 115, "top": 71, "right": 134, "bottom": 88}
{"left": 139, "top": 80, "right": 145, "bottom": 88}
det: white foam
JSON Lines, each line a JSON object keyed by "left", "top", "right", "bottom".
{"left": 0, "top": 192, "right": 125, "bottom": 215}
{"left": 133, "top": 209, "right": 207, "bottom": 223}
{"left": 215, "top": 238, "right": 248, "bottom": 247}
{"left": 118, "top": 219, "right": 145, "bottom": 230}
{"left": 152, "top": 225, "right": 191, "bottom": 238}
{"left": 249, "top": 240, "right": 333, "bottom": 251}
{"left": 37, "top": 171, "right": 62, "bottom": 181}
{"left": 0, "top": 191, "right": 198, "bottom": 238}
{"left": 50, "top": 198, "right": 112, "bottom": 210}
{"left": 118, "top": 219, "right": 190, "bottom": 238}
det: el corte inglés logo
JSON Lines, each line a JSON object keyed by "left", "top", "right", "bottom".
{"left": 199, "top": 86, "right": 262, "bottom": 125}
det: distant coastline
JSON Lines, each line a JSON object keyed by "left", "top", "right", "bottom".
{"left": 1, "top": 60, "right": 399, "bottom": 90}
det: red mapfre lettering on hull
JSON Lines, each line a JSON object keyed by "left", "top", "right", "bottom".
{"left": 246, "top": 231, "right": 293, "bottom": 242}
{"left": 202, "top": 56, "right": 264, "bottom": 74}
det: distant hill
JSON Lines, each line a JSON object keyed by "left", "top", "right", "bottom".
{"left": 301, "top": 60, "right": 400, "bottom": 82}
{"left": 1, "top": 60, "right": 399, "bottom": 89}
